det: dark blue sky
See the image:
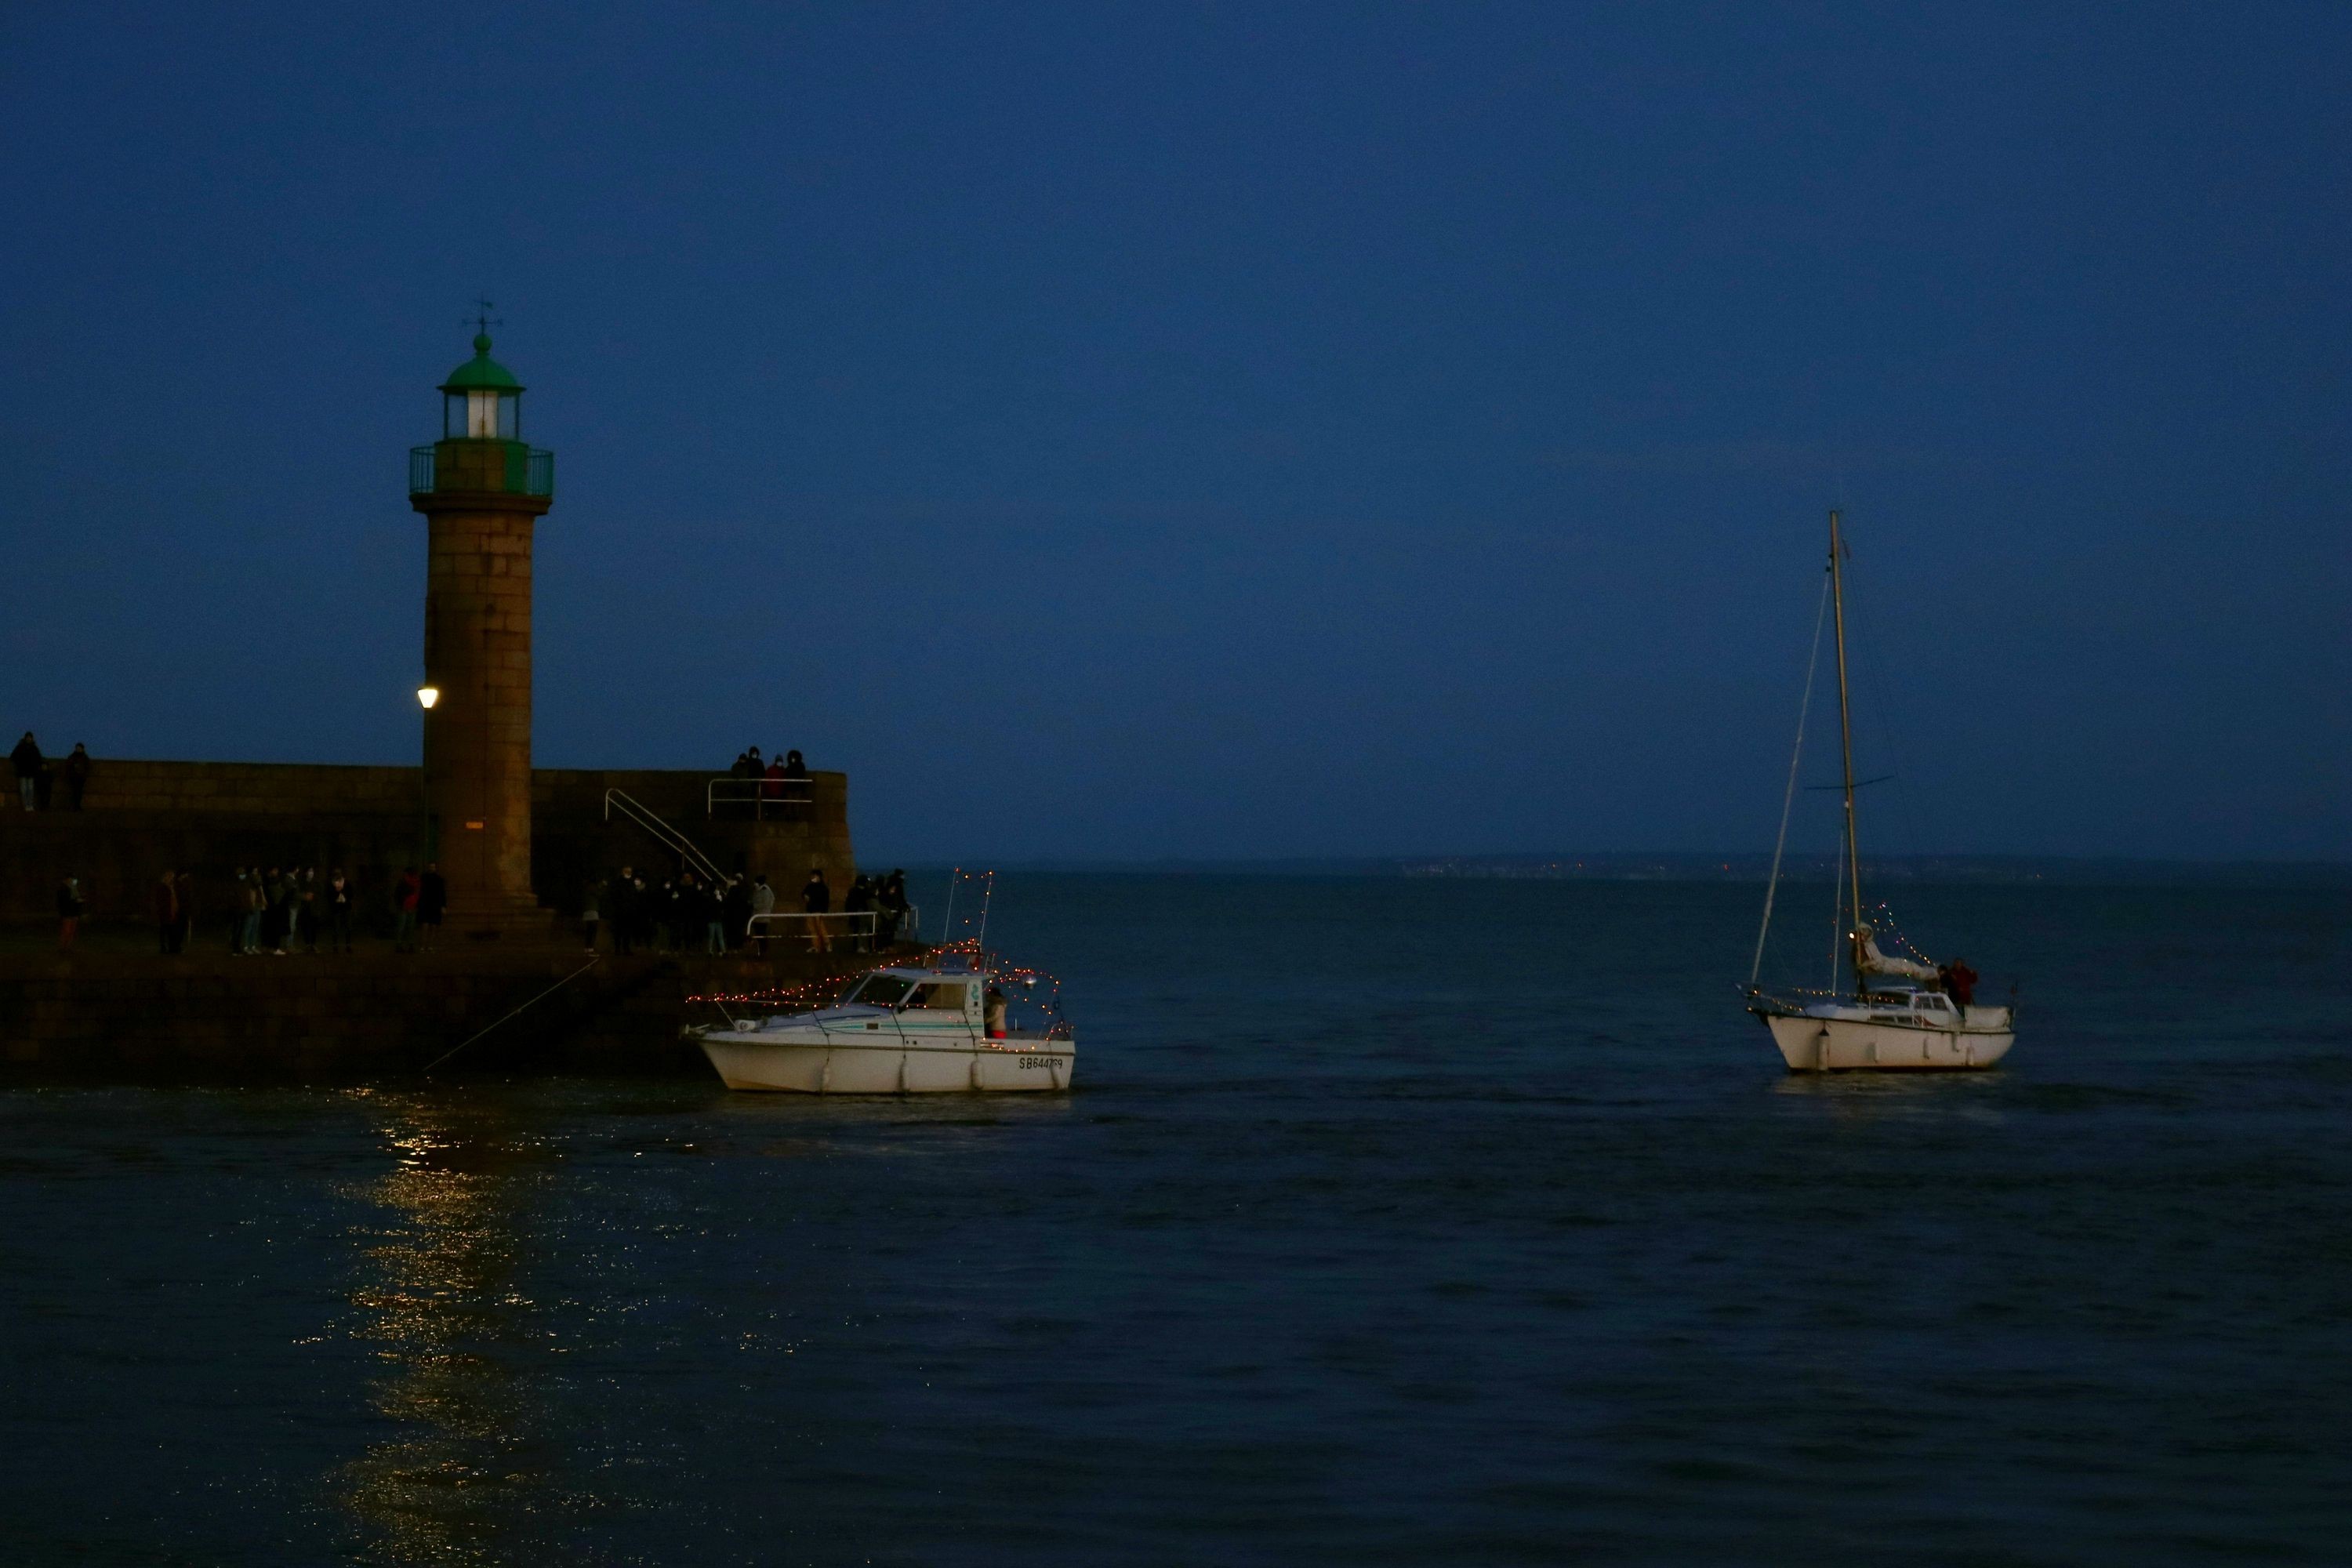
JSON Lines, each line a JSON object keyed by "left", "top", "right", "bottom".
{"left": 4, "top": 3, "right": 2346, "bottom": 862}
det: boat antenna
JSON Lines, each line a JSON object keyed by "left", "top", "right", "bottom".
{"left": 974, "top": 871, "right": 995, "bottom": 963}
{"left": 1828, "top": 510, "right": 1865, "bottom": 997}
{"left": 939, "top": 867, "right": 959, "bottom": 953}
{"left": 1749, "top": 563, "right": 1833, "bottom": 987}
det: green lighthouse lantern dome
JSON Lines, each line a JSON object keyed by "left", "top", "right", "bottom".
{"left": 440, "top": 332, "right": 524, "bottom": 441}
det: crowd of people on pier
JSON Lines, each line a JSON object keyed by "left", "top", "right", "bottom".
{"left": 579, "top": 865, "right": 909, "bottom": 956}
{"left": 11, "top": 732, "right": 94, "bottom": 811}
{"left": 157, "top": 864, "right": 440, "bottom": 957}
{"left": 40, "top": 858, "right": 914, "bottom": 959}
{"left": 720, "top": 746, "right": 815, "bottom": 814}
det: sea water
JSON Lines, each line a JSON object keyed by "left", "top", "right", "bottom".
{"left": 3, "top": 876, "right": 2349, "bottom": 1565}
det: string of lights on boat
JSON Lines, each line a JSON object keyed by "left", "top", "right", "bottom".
{"left": 685, "top": 938, "right": 1073, "bottom": 1039}
{"left": 1755, "top": 899, "right": 1958, "bottom": 1000}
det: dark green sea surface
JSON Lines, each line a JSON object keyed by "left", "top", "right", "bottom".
{"left": 4, "top": 876, "right": 2350, "bottom": 1565}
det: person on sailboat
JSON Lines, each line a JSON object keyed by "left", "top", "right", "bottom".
{"left": 1852, "top": 920, "right": 1940, "bottom": 984}
{"left": 1940, "top": 960, "right": 1979, "bottom": 1008}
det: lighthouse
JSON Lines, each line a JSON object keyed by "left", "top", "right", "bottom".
{"left": 408, "top": 325, "right": 556, "bottom": 938}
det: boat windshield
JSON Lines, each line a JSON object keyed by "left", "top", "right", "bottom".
{"left": 906, "top": 981, "right": 973, "bottom": 1013}
{"left": 843, "top": 973, "right": 915, "bottom": 1008}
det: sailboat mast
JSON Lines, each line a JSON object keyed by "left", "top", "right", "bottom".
{"left": 1828, "top": 510, "right": 1864, "bottom": 994}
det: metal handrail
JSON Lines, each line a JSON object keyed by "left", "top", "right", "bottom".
{"left": 746, "top": 912, "right": 876, "bottom": 938}
{"left": 706, "top": 775, "right": 814, "bottom": 818}
{"left": 603, "top": 788, "right": 732, "bottom": 889}
{"left": 742, "top": 909, "right": 920, "bottom": 949}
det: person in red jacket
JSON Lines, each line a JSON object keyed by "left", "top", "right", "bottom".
{"left": 394, "top": 867, "right": 422, "bottom": 953}
{"left": 760, "top": 754, "right": 787, "bottom": 816}
{"left": 56, "top": 877, "right": 84, "bottom": 950}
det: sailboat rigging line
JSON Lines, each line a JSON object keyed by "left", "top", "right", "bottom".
{"left": 1806, "top": 774, "right": 1894, "bottom": 791}
{"left": 1749, "top": 567, "right": 1834, "bottom": 987}
{"left": 1828, "top": 819, "right": 1846, "bottom": 993}
{"left": 1828, "top": 510, "right": 1866, "bottom": 997}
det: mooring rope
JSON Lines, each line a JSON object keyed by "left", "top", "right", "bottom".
{"left": 421, "top": 955, "right": 603, "bottom": 1076}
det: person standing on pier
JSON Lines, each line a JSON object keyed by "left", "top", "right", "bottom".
{"left": 326, "top": 869, "right": 354, "bottom": 953}
{"left": 702, "top": 877, "right": 728, "bottom": 956}
{"left": 296, "top": 869, "right": 320, "bottom": 955}
{"left": 581, "top": 876, "right": 602, "bottom": 953}
{"left": 61, "top": 744, "right": 91, "bottom": 810}
{"left": 802, "top": 866, "right": 832, "bottom": 953}
{"left": 720, "top": 874, "right": 748, "bottom": 956}
{"left": 246, "top": 872, "right": 267, "bottom": 954}
{"left": 230, "top": 869, "right": 253, "bottom": 953}
{"left": 760, "top": 753, "right": 786, "bottom": 815}
{"left": 749, "top": 874, "right": 775, "bottom": 956}
{"left": 56, "top": 877, "right": 82, "bottom": 950}
{"left": 393, "top": 867, "right": 420, "bottom": 953}
{"left": 418, "top": 863, "right": 448, "bottom": 952}
{"left": 611, "top": 867, "right": 637, "bottom": 955}
{"left": 844, "top": 874, "right": 872, "bottom": 953}
{"left": 174, "top": 870, "right": 195, "bottom": 953}
{"left": 267, "top": 868, "right": 294, "bottom": 956}
{"left": 10, "top": 732, "right": 40, "bottom": 811}
{"left": 153, "top": 870, "right": 180, "bottom": 954}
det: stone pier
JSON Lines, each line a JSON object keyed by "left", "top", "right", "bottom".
{"left": 0, "top": 946, "right": 881, "bottom": 1080}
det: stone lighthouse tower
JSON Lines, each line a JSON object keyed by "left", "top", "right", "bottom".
{"left": 408, "top": 328, "right": 555, "bottom": 938}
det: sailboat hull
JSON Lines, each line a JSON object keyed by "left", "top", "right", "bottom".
{"left": 1760, "top": 1007, "right": 2014, "bottom": 1072}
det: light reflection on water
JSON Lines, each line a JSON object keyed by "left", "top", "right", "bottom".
{"left": 336, "top": 1094, "right": 548, "bottom": 1564}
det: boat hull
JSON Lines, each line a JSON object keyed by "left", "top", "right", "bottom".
{"left": 699, "top": 1033, "right": 1076, "bottom": 1094}
{"left": 1760, "top": 1010, "right": 2014, "bottom": 1072}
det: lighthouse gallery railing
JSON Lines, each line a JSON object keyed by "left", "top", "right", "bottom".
{"left": 409, "top": 444, "right": 556, "bottom": 498}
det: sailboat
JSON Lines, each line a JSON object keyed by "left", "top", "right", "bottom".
{"left": 1744, "top": 511, "right": 2016, "bottom": 1072}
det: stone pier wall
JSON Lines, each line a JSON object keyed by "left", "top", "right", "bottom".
{"left": 0, "top": 948, "right": 877, "bottom": 1080}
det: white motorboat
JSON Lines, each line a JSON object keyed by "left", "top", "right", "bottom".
{"left": 692, "top": 951, "right": 1076, "bottom": 1094}
{"left": 1744, "top": 510, "right": 2018, "bottom": 1072}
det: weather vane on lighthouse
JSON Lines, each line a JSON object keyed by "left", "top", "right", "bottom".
{"left": 466, "top": 298, "right": 503, "bottom": 339}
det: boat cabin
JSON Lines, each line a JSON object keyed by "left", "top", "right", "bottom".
{"left": 1855, "top": 985, "right": 1961, "bottom": 1023}
{"left": 838, "top": 968, "right": 982, "bottom": 1024}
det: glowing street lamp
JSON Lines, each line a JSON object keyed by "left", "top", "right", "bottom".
{"left": 416, "top": 684, "right": 441, "bottom": 710}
